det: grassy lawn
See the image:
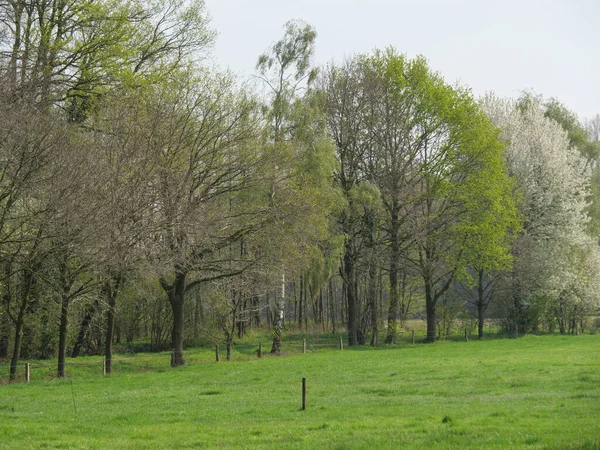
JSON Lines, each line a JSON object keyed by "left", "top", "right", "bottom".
{"left": 1, "top": 334, "right": 599, "bottom": 449}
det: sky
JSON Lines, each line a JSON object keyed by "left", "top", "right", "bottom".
{"left": 203, "top": 0, "right": 600, "bottom": 120}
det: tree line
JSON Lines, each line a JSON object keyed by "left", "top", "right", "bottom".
{"left": 1, "top": 1, "right": 599, "bottom": 381}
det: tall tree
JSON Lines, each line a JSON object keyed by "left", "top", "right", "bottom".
{"left": 482, "top": 93, "right": 596, "bottom": 333}
{"left": 321, "top": 59, "right": 376, "bottom": 345}
{"left": 138, "top": 72, "right": 269, "bottom": 366}
{"left": 0, "top": 0, "right": 214, "bottom": 113}
{"left": 255, "top": 19, "right": 322, "bottom": 353}
{"left": 324, "top": 50, "right": 518, "bottom": 343}
{"left": 0, "top": 93, "right": 66, "bottom": 380}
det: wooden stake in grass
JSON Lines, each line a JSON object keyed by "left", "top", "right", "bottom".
{"left": 25, "top": 363, "right": 30, "bottom": 383}
{"left": 103, "top": 359, "right": 107, "bottom": 376}
{"left": 465, "top": 329, "right": 469, "bottom": 342}
{"left": 215, "top": 344, "right": 219, "bottom": 362}
{"left": 303, "top": 338, "right": 306, "bottom": 354}
{"left": 258, "top": 342, "right": 262, "bottom": 358}
{"left": 339, "top": 336, "right": 343, "bottom": 350}
{"left": 411, "top": 330, "right": 415, "bottom": 344}
{"left": 302, "top": 377, "right": 306, "bottom": 410}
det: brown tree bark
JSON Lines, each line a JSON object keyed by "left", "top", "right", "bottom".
{"left": 57, "top": 294, "right": 69, "bottom": 377}
{"left": 0, "top": 260, "right": 11, "bottom": 359}
{"left": 104, "top": 274, "right": 123, "bottom": 374}
{"left": 160, "top": 268, "right": 186, "bottom": 366}
{"left": 344, "top": 238, "right": 358, "bottom": 346}
{"left": 385, "top": 204, "right": 400, "bottom": 344}
{"left": 369, "top": 260, "right": 378, "bottom": 346}
{"left": 477, "top": 270, "right": 485, "bottom": 339}
{"left": 9, "top": 268, "right": 35, "bottom": 382}
{"left": 71, "top": 298, "right": 99, "bottom": 358}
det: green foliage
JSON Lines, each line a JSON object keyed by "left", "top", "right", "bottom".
{"left": 358, "top": 48, "right": 520, "bottom": 285}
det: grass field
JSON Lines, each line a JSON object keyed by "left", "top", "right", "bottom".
{"left": 1, "top": 334, "right": 599, "bottom": 449}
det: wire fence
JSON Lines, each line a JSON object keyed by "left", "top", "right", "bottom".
{"left": 0, "top": 327, "right": 530, "bottom": 385}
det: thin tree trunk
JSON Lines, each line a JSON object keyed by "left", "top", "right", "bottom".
{"left": 477, "top": 269, "right": 485, "bottom": 339}
{"left": 270, "top": 273, "right": 285, "bottom": 354}
{"left": 9, "top": 269, "right": 35, "bottom": 382}
{"left": 57, "top": 293, "right": 69, "bottom": 377}
{"left": 369, "top": 261, "right": 378, "bottom": 346}
{"left": 298, "top": 274, "right": 303, "bottom": 328}
{"left": 329, "top": 278, "right": 336, "bottom": 334}
{"left": 0, "top": 260, "right": 11, "bottom": 359}
{"left": 0, "top": 319, "right": 8, "bottom": 359}
{"left": 9, "top": 319, "right": 24, "bottom": 382}
{"left": 385, "top": 204, "right": 400, "bottom": 344}
{"left": 71, "top": 297, "right": 99, "bottom": 357}
{"left": 345, "top": 238, "right": 358, "bottom": 345}
{"left": 319, "top": 289, "right": 325, "bottom": 331}
{"left": 194, "top": 287, "right": 201, "bottom": 338}
{"left": 57, "top": 258, "right": 75, "bottom": 378}
{"left": 104, "top": 274, "right": 123, "bottom": 374}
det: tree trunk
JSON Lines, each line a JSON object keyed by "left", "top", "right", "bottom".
{"left": 329, "top": 278, "right": 336, "bottom": 334}
{"left": 164, "top": 269, "right": 187, "bottom": 366}
{"left": 193, "top": 287, "right": 202, "bottom": 338}
{"left": 385, "top": 254, "right": 399, "bottom": 343}
{"left": 369, "top": 259, "right": 378, "bottom": 346}
{"left": 0, "top": 259, "right": 10, "bottom": 358}
{"left": 270, "top": 273, "right": 285, "bottom": 354}
{"left": 477, "top": 269, "right": 485, "bottom": 340}
{"left": 57, "top": 293, "right": 69, "bottom": 377}
{"left": 0, "top": 324, "right": 8, "bottom": 359}
{"left": 104, "top": 274, "right": 123, "bottom": 374}
{"left": 385, "top": 204, "right": 400, "bottom": 344}
{"left": 478, "top": 305, "right": 484, "bottom": 340}
{"left": 298, "top": 274, "right": 303, "bottom": 328}
{"left": 226, "top": 341, "right": 232, "bottom": 361}
{"left": 9, "top": 268, "right": 35, "bottom": 382}
{"left": 344, "top": 238, "right": 358, "bottom": 346}
{"left": 105, "top": 295, "right": 115, "bottom": 374}
{"left": 57, "top": 259, "right": 74, "bottom": 378}
{"left": 71, "top": 298, "right": 99, "bottom": 357}
{"left": 319, "top": 289, "right": 325, "bottom": 331}
{"left": 9, "top": 319, "right": 24, "bottom": 382}
{"left": 425, "top": 281, "right": 436, "bottom": 343}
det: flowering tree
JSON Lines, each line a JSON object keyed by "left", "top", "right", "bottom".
{"left": 482, "top": 94, "right": 600, "bottom": 332}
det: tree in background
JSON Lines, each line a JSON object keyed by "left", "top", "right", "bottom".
{"left": 256, "top": 20, "right": 341, "bottom": 353}
{"left": 324, "top": 49, "right": 518, "bottom": 343}
{"left": 482, "top": 93, "right": 599, "bottom": 333}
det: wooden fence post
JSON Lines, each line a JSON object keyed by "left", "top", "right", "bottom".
{"left": 465, "top": 329, "right": 469, "bottom": 342}
{"left": 257, "top": 341, "right": 262, "bottom": 358}
{"left": 25, "top": 363, "right": 30, "bottom": 383}
{"left": 215, "top": 344, "right": 219, "bottom": 362}
{"left": 303, "top": 338, "right": 306, "bottom": 354}
{"left": 339, "top": 336, "right": 343, "bottom": 350}
{"left": 411, "top": 330, "right": 415, "bottom": 344}
{"left": 302, "top": 377, "right": 306, "bottom": 410}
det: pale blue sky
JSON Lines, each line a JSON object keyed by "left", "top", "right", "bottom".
{"left": 204, "top": 0, "right": 599, "bottom": 119}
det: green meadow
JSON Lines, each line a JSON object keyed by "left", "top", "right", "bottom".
{"left": 1, "top": 334, "right": 600, "bottom": 449}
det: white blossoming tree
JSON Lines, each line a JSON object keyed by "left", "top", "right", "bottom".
{"left": 482, "top": 94, "right": 600, "bottom": 332}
